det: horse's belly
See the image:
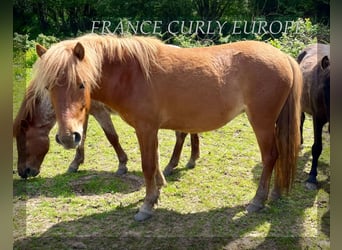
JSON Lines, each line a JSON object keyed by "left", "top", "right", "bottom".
{"left": 159, "top": 97, "right": 244, "bottom": 133}
{"left": 154, "top": 59, "right": 245, "bottom": 132}
{"left": 161, "top": 116, "right": 237, "bottom": 133}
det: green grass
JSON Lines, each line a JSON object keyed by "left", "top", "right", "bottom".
{"left": 13, "top": 54, "right": 330, "bottom": 249}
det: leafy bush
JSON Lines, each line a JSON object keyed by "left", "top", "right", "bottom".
{"left": 13, "top": 33, "right": 60, "bottom": 67}
{"left": 261, "top": 18, "right": 330, "bottom": 58}
{"left": 14, "top": 18, "right": 329, "bottom": 65}
{"left": 34, "top": 33, "right": 60, "bottom": 49}
{"left": 25, "top": 48, "right": 38, "bottom": 68}
{"left": 171, "top": 33, "right": 214, "bottom": 48}
{"left": 13, "top": 33, "right": 29, "bottom": 51}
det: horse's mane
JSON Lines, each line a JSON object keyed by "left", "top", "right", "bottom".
{"left": 31, "top": 34, "right": 163, "bottom": 99}
{"left": 13, "top": 83, "right": 47, "bottom": 136}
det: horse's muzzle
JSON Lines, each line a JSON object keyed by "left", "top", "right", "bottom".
{"left": 55, "top": 132, "right": 82, "bottom": 149}
{"left": 18, "top": 166, "right": 40, "bottom": 179}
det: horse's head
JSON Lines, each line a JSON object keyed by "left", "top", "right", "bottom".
{"left": 36, "top": 42, "right": 91, "bottom": 149}
{"left": 14, "top": 85, "right": 54, "bottom": 179}
{"left": 15, "top": 119, "right": 50, "bottom": 179}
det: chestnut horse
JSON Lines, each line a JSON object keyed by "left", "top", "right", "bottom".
{"left": 297, "top": 43, "right": 330, "bottom": 190}
{"left": 31, "top": 34, "right": 302, "bottom": 221}
{"left": 13, "top": 83, "right": 199, "bottom": 178}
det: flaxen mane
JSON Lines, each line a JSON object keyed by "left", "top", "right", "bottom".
{"left": 13, "top": 82, "right": 49, "bottom": 136}
{"left": 31, "top": 34, "right": 163, "bottom": 99}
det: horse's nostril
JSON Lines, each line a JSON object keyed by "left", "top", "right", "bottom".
{"left": 25, "top": 167, "right": 31, "bottom": 175}
{"left": 73, "top": 132, "right": 81, "bottom": 144}
{"left": 55, "top": 133, "right": 81, "bottom": 148}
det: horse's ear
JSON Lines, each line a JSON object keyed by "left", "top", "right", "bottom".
{"left": 36, "top": 44, "right": 47, "bottom": 58}
{"left": 321, "top": 55, "right": 330, "bottom": 69}
{"left": 73, "top": 42, "right": 85, "bottom": 61}
{"left": 297, "top": 50, "right": 307, "bottom": 64}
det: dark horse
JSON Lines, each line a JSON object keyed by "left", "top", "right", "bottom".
{"left": 31, "top": 34, "right": 302, "bottom": 221}
{"left": 13, "top": 83, "right": 199, "bottom": 178}
{"left": 297, "top": 43, "right": 330, "bottom": 189}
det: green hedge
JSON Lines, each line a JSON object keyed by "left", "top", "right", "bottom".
{"left": 14, "top": 18, "right": 329, "bottom": 67}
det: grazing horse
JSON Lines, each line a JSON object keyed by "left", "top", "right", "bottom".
{"left": 31, "top": 34, "right": 302, "bottom": 221}
{"left": 13, "top": 83, "right": 199, "bottom": 178}
{"left": 13, "top": 84, "right": 127, "bottom": 178}
{"left": 297, "top": 43, "right": 330, "bottom": 189}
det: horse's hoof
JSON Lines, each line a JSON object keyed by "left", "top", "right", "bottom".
{"left": 116, "top": 166, "right": 128, "bottom": 175}
{"left": 185, "top": 160, "right": 196, "bottom": 169}
{"left": 67, "top": 166, "right": 78, "bottom": 173}
{"left": 269, "top": 190, "right": 281, "bottom": 202}
{"left": 246, "top": 202, "right": 264, "bottom": 213}
{"left": 134, "top": 210, "right": 153, "bottom": 221}
{"left": 163, "top": 166, "right": 173, "bottom": 177}
{"left": 305, "top": 181, "right": 318, "bottom": 190}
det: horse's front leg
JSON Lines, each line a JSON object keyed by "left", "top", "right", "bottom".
{"left": 67, "top": 114, "right": 89, "bottom": 173}
{"left": 300, "top": 112, "right": 305, "bottom": 145}
{"left": 135, "top": 127, "right": 166, "bottom": 221}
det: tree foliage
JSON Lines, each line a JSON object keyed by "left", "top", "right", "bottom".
{"left": 13, "top": 0, "right": 329, "bottom": 44}
{"left": 261, "top": 18, "right": 329, "bottom": 58}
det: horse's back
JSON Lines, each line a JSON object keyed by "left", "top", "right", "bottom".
{"left": 153, "top": 41, "right": 296, "bottom": 132}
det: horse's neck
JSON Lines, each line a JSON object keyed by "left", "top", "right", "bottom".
{"left": 92, "top": 58, "right": 141, "bottom": 110}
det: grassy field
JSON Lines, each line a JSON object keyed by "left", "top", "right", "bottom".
{"left": 13, "top": 55, "right": 330, "bottom": 249}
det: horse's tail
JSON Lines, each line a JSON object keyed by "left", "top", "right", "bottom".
{"left": 274, "top": 55, "right": 302, "bottom": 194}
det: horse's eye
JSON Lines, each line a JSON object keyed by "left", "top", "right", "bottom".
{"left": 79, "top": 82, "right": 85, "bottom": 89}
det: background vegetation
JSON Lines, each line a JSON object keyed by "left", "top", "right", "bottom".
{"left": 14, "top": 0, "right": 329, "bottom": 43}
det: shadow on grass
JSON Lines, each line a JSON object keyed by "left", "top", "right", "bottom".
{"left": 163, "top": 165, "right": 196, "bottom": 182}
{"left": 13, "top": 131, "right": 330, "bottom": 249}
{"left": 297, "top": 149, "right": 330, "bottom": 192}
{"left": 13, "top": 170, "right": 144, "bottom": 198}
{"left": 13, "top": 161, "right": 195, "bottom": 199}
{"left": 13, "top": 151, "right": 329, "bottom": 249}
{"left": 14, "top": 196, "right": 324, "bottom": 249}
{"left": 297, "top": 150, "right": 330, "bottom": 239}
{"left": 248, "top": 147, "right": 330, "bottom": 248}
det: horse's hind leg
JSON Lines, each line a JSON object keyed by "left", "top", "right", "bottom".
{"left": 306, "top": 116, "right": 325, "bottom": 190}
{"left": 163, "top": 131, "right": 188, "bottom": 176}
{"left": 164, "top": 132, "right": 200, "bottom": 176}
{"left": 186, "top": 133, "right": 200, "bottom": 169}
{"left": 67, "top": 114, "right": 89, "bottom": 173}
{"left": 246, "top": 119, "right": 278, "bottom": 213}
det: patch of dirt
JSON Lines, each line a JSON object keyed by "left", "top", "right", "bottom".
{"left": 69, "top": 172, "right": 144, "bottom": 195}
